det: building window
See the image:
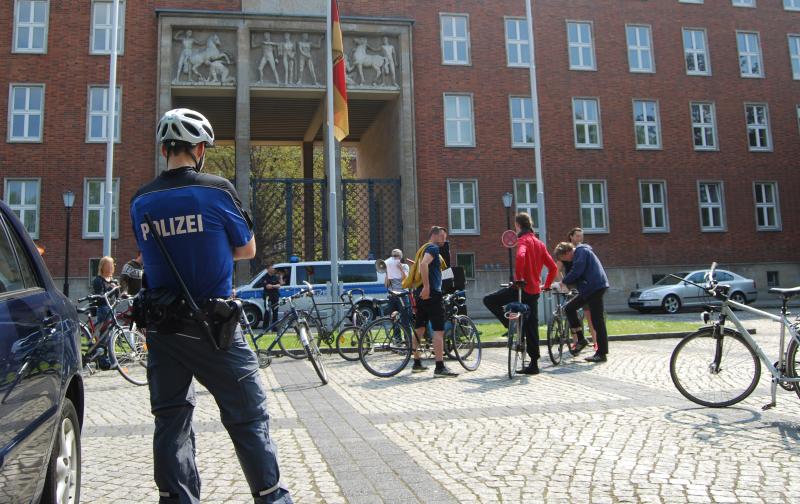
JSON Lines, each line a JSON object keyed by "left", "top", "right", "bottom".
{"left": 639, "top": 181, "right": 668, "bottom": 232}
{"left": 785, "top": 0, "right": 800, "bottom": 11}
{"left": 440, "top": 14, "right": 470, "bottom": 65}
{"left": 3, "top": 179, "right": 40, "bottom": 238}
{"left": 13, "top": 0, "right": 48, "bottom": 53}
{"left": 91, "top": 0, "right": 125, "bottom": 55}
{"left": 456, "top": 253, "right": 475, "bottom": 279}
{"left": 578, "top": 181, "right": 608, "bottom": 232}
{"left": 698, "top": 182, "right": 725, "bottom": 231}
{"left": 767, "top": 271, "right": 779, "bottom": 288}
{"left": 690, "top": 102, "right": 717, "bottom": 150}
{"left": 683, "top": 28, "right": 710, "bottom": 75}
{"left": 753, "top": 182, "right": 780, "bottom": 230}
{"left": 572, "top": 98, "right": 601, "bottom": 148}
{"left": 633, "top": 100, "right": 661, "bottom": 149}
{"left": 509, "top": 97, "right": 535, "bottom": 148}
{"left": 447, "top": 180, "right": 479, "bottom": 234}
{"left": 566, "top": 21, "right": 595, "bottom": 70}
{"left": 87, "top": 86, "right": 121, "bottom": 142}
{"left": 732, "top": 0, "right": 755, "bottom": 6}
{"left": 514, "top": 180, "right": 539, "bottom": 229}
{"left": 745, "top": 103, "right": 771, "bottom": 151}
{"left": 737, "top": 32, "right": 763, "bottom": 77}
{"left": 626, "top": 25, "right": 654, "bottom": 73}
{"left": 8, "top": 85, "right": 44, "bottom": 142}
{"left": 789, "top": 35, "right": 800, "bottom": 80}
{"left": 505, "top": 18, "right": 530, "bottom": 67}
{"left": 443, "top": 94, "right": 474, "bottom": 147}
{"left": 680, "top": 0, "right": 704, "bottom": 3}
{"left": 84, "top": 178, "right": 119, "bottom": 238}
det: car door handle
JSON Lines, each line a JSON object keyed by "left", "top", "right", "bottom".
{"left": 42, "top": 314, "right": 60, "bottom": 335}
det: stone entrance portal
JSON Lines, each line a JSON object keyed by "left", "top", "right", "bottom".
{"left": 156, "top": 9, "right": 417, "bottom": 272}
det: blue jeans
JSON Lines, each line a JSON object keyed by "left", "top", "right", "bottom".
{"left": 146, "top": 324, "right": 293, "bottom": 504}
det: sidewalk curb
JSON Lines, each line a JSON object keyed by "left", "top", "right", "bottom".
{"left": 478, "top": 328, "right": 757, "bottom": 348}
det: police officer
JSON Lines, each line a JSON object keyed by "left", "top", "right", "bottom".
{"left": 131, "top": 108, "right": 292, "bottom": 504}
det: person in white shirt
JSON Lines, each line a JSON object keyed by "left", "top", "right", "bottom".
{"left": 384, "top": 248, "right": 409, "bottom": 290}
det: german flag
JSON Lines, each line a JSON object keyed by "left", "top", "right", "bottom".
{"left": 331, "top": 0, "right": 349, "bottom": 141}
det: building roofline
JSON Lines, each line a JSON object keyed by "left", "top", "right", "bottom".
{"left": 154, "top": 8, "right": 415, "bottom": 25}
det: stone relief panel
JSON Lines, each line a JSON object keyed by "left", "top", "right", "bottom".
{"left": 249, "top": 31, "right": 401, "bottom": 90}
{"left": 172, "top": 29, "right": 237, "bottom": 86}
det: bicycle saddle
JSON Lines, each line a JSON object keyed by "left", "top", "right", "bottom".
{"left": 504, "top": 302, "right": 530, "bottom": 314}
{"left": 388, "top": 290, "right": 408, "bottom": 297}
{"left": 769, "top": 286, "right": 800, "bottom": 298}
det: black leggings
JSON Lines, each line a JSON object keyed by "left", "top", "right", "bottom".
{"left": 565, "top": 288, "right": 608, "bottom": 355}
{"left": 483, "top": 287, "right": 540, "bottom": 361}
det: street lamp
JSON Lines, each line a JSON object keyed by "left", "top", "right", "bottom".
{"left": 62, "top": 190, "right": 75, "bottom": 297}
{"left": 502, "top": 192, "right": 514, "bottom": 282}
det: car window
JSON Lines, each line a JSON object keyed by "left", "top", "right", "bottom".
{"left": 0, "top": 220, "right": 26, "bottom": 294}
{"left": 7, "top": 222, "right": 40, "bottom": 289}
{"left": 717, "top": 272, "right": 734, "bottom": 282}
{"left": 687, "top": 272, "right": 705, "bottom": 283}
{"left": 296, "top": 264, "right": 331, "bottom": 284}
{"left": 340, "top": 264, "right": 377, "bottom": 283}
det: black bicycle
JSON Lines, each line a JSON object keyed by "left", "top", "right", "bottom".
{"left": 302, "top": 288, "right": 369, "bottom": 361}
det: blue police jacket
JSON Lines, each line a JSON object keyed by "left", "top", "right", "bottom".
{"left": 562, "top": 244, "right": 609, "bottom": 298}
{"left": 130, "top": 167, "right": 253, "bottom": 300}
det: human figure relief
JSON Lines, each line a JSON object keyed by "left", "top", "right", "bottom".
{"left": 368, "top": 36, "right": 398, "bottom": 86}
{"left": 278, "top": 33, "right": 296, "bottom": 85}
{"left": 253, "top": 32, "right": 281, "bottom": 84}
{"left": 174, "top": 29, "right": 201, "bottom": 82}
{"left": 296, "top": 33, "right": 323, "bottom": 85}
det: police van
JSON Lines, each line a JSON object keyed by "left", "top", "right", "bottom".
{"left": 235, "top": 260, "right": 388, "bottom": 327}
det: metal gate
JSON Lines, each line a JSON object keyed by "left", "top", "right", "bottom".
{"left": 250, "top": 178, "right": 402, "bottom": 267}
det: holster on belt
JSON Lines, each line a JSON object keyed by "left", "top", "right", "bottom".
{"left": 202, "top": 299, "right": 243, "bottom": 351}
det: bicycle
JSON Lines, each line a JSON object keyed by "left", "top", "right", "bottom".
{"left": 504, "top": 281, "right": 530, "bottom": 379}
{"left": 545, "top": 289, "right": 572, "bottom": 366}
{"left": 250, "top": 282, "right": 328, "bottom": 385}
{"left": 358, "top": 289, "right": 480, "bottom": 377}
{"left": 77, "top": 286, "right": 148, "bottom": 386}
{"left": 301, "top": 288, "right": 369, "bottom": 361}
{"left": 670, "top": 262, "right": 800, "bottom": 409}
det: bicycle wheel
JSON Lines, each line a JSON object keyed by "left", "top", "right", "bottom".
{"left": 547, "top": 315, "right": 567, "bottom": 366}
{"left": 298, "top": 321, "right": 328, "bottom": 385}
{"left": 109, "top": 327, "right": 148, "bottom": 386}
{"left": 670, "top": 326, "right": 760, "bottom": 407}
{"left": 452, "top": 316, "right": 481, "bottom": 371}
{"left": 336, "top": 326, "right": 362, "bottom": 361}
{"left": 508, "top": 317, "right": 523, "bottom": 379}
{"left": 359, "top": 317, "right": 411, "bottom": 378}
{"left": 784, "top": 338, "right": 800, "bottom": 399}
{"left": 277, "top": 316, "right": 306, "bottom": 359}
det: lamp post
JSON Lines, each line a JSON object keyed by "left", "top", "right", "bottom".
{"left": 502, "top": 192, "right": 514, "bottom": 282}
{"left": 62, "top": 190, "right": 75, "bottom": 297}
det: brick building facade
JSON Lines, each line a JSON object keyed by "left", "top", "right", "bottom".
{"left": 2, "top": 0, "right": 799, "bottom": 307}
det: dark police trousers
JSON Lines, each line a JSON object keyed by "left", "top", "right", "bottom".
{"left": 146, "top": 324, "right": 293, "bottom": 504}
{"left": 483, "top": 287, "right": 540, "bottom": 361}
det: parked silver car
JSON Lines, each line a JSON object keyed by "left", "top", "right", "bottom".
{"left": 628, "top": 269, "right": 758, "bottom": 314}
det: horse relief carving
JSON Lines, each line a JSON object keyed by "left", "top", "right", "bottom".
{"left": 173, "top": 30, "right": 236, "bottom": 85}
{"left": 345, "top": 36, "right": 399, "bottom": 88}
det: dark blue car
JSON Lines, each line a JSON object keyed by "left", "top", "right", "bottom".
{"left": 0, "top": 200, "right": 84, "bottom": 503}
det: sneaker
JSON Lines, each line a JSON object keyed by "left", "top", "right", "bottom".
{"left": 570, "top": 338, "right": 589, "bottom": 356}
{"left": 520, "top": 364, "right": 540, "bottom": 375}
{"left": 412, "top": 362, "right": 429, "bottom": 373}
{"left": 433, "top": 366, "right": 459, "bottom": 378}
{"left": 585, "top": 353, "right": 607, "bottom": 363}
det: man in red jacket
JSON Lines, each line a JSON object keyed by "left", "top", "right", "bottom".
{"left": 483, "top": 213, "right": 558, "bottom": 374}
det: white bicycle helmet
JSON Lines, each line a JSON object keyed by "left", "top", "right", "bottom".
{"left": 156, "top": 108, "right": 215, "bottom": 146}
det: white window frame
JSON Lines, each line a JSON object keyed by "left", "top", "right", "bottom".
{"left": 90, "top": 0, "right": 126, "bottom": 55}
{"left": 7, "top": 84, "right": 45, "bottom": 143}
{"left": 86, "top": 86, "right": 122, "bottom": 143}
{"left": 626, "top": 24, "right": 655, "bottom": 73}
{"left": 753, "top": 181, "right": 781, "bottom": 231}
{"left": 698, "top": 181, "right": 726, "bottom": 232}
{"left": 680, "top": 0, "right": 704, "bottom": 3}
{"left": 443, "top": 93, "right": 475, "bottom": 147}
{"left": 566, "top": 21, "right": 596, "bottom": 71}
{"left": 796, "top": 104, "right": 800, "bottom": 135}
{"left": 578, "top": 180, "right": 608, "bottom": 233}
{"left": 505, "top": 17, "right": 530, "bottom": 68}
{"left": 732, "top": 0, "right": 756, "bottom": 7}
{"left": 690, "top": 102, "right": 718, "bottom": 151}
{"left": 639, "top": 180, "right": 669, "bottom": 233}
{"left": 633, "top": 99, "right": 662, "bottom": 150}
{"left": 736, "top": 31, "right": 764, "bottom": 78}
{"left": 514, "top": 179, "right": 539, "bottom": 230}
{"left": 509, "top": 96, "right": 535, "bottom": 148}
{"left": 3, "top": 178, "right": 41, "bottom": 239}
{"left": 447, "top": 180, "right": 479, "bottom": 235}
{"left": 12, "top": 0, "right": 49, "bottom": 54}
{"left": 440, "top": 13, "right": 470, "bottom": 66}
{"left": 83, "top": 178, "right": 120, "bottom": 239}
{"left": 744, "top": 103, "right": 772, "bottom": 152}
{"left": 785, "top": 0, "right": 800, "bottom": 11}
{"left": 789, "top": 35, "right": 800, "bottom": 80}
{"left": 572, "top": 98, "right": 602, "bottom": 149}
{"left": 683, "top": 28, "right": 711, "bottom": 76}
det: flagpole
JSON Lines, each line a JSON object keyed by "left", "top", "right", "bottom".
{"left": 326, "top": 0, "right": 340, "bottom": 302}
{"left": 103, "top": 0, "right": 121, "bottom": 257}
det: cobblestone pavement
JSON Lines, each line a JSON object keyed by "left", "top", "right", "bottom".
{"left": 82, "top": 316, "right": 800, "bottom": 503}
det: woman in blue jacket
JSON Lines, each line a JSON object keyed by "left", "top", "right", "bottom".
{"left": 554, "top": 242, "right": 610, "bottom": 362}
